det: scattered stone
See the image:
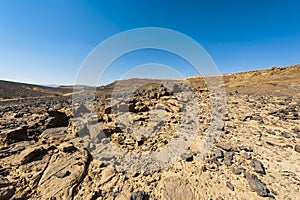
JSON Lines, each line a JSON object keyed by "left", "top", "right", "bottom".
{"left": 266, "top": 130, "right": 275, "bottom": 135}
{"left": 215, "top": 149, "right": 224, "bottom": 158}
{"left": 294, "top": 144, "right": 300, "bottom": 153}
{"left": 243, "top": 152, "right": 251, "bottom": 160}
{"left": 129, "top": 190, "right": 150, "bottom": 200}
{"left": 266, "top": 141, "right": 275, "bottom": 146}
{"left": 110, "top": 191, "right": 118, "bottom": 197}
{"left": 232, "top": 165, "right": 244, "bottom": 175}
{"left": 246, "top": 173, "right": 270, "bottom": 197}
{"left": 0, "top": 175, "right": 11, "bottom": 187}
{"left": 136, "top": 135, "right": 146, "bottom": 146}
{"left": 14, "top": 112, "right": 24, "bottom": 118}
{"left": 292, "top": 127, "right": 300, "bottom": 132}
{"left": 165, "top": 103, "right": 181, "bottom": 113}
{"left": 239, "top": 145, "right": 253, "bottom": 152}
{"left": 243, "top": 115, "right": 253, "bottom": 121}
{"left": 211, "top": 157, "right": 222, "bottom": 167}
{"left": 281, "top": 132, "right": 293, "bottom": 138}
{"left": 251, "top": 159, "right": 266, "bottom": 175}
{"left": 216, "top": 144, "right": 232, "bottom": 152}
{"left": 54, "top": 170, "right": 71, "bottom": 178}
{"left": 226, "top": 181, "right": 234, "bottom": 191}
{"left": 281, "top": 144, "right": 293, "bottom": 149}
{"left": 181, "top": 153, "right": 193, "bottom": 162}
{"left": 224, "top": 152, "right": 234, "bottom": 166}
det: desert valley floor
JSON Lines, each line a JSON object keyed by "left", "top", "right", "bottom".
{"left": 0, "top": 65, "right": 300, "bottom": 200}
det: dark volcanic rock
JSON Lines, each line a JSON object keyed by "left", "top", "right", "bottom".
{"left": 0, "top": 126, "right": 28, "bottom": 145}
{"left": 46, "top": 111, "right": 69, "bottom": 128}
{"left": 243, "top": 152, "right": 251, "bottom": 160}
{"left": 246, "top": 173, "right": 270, "bottom": 197}
{"left": 266, "top": 129, "right": 275, "bottom": 135}
{"left": 129, "top": 190, "right": 150, "bottom": 200}
{"left": 294, "top": 144, "right": 300, "bottom": 153}
{"left": 104, "top": 105, "right": 112, "bottom": 114}
{"left": 251, "top": 159, "right": 266, "bottom": 175}
{"left": 215, "top": 149, "right": 224, "bottom": 159}
{"left": 292, "top": 127, "right": 300, "bottom": 133}
{"left": 181, "top": 153, "right": 194, "bottom": 162}
{"left": 211, "top": 157, "right": 222, "bottom": 167}
{"left": 232, "top": 165, "right": 245, "bottom": 175}
{"left": 54, "top": 170, "right": 71, "bottom": 178}
{"left": 226, "top": 181, "right": 234, "bottom": 191}
{"left": 243, "top": 115, "right": 253, "bottom": 121}
{"left": 281, "top": 132, "right": 293, "bottom": 138}
{"left": 58, "top": 142, "right": 77, "bottom": 153}
{"left": 224, "top": 157, "right": 233, "bottom": 166}
{"left": 239, "top": 145, "right": 253, "bottom": 152}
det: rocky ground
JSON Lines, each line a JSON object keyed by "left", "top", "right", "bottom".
{"left": 0, "top": 65, "right": 300, "bottom": 200}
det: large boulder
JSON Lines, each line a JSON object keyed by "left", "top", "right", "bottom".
{"left": 18, "top": 146, "right": 46, "bottom": 164}
{"left": 45, "top": 111, "right": 69, "bottom": 128}
{"left": 38, "top": 149, "right": 89, "bottom": 199}
{"left": 0, "top": 176, "right": 15, "bottom": 199}
{"left": 0, "top": 126, "right": 28, "bottom": 145}
{"left": 245, "top": 173, "right": 270, "bottom": 197}
{"left": 39, "top": 127, "right": 71, "bottom": 144}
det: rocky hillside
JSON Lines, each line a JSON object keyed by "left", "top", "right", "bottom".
{"left": 0, "top": 80, "right": 73, "bottom": 99}
{"left": 188, "top": 64, "right": 300, "bottom": 96}
{"left": 0, "top": 65, "right": 299, "bottom": 199}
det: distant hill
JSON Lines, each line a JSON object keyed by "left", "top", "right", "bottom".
{"left": 188, "top": 64, "right": 300, "bottom": 95}
{"left": 1, "top": 64, "right": 300, "bottom": 99}
{"left": 100, "top": 64, "right": 300, "bottom": 96}
{"left": 0, "top": 80, "right": 73, "bottom": 99}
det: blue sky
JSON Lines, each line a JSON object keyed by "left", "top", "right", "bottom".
{"left": 0, "top": 0, "right": 299, "bottom": 85}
